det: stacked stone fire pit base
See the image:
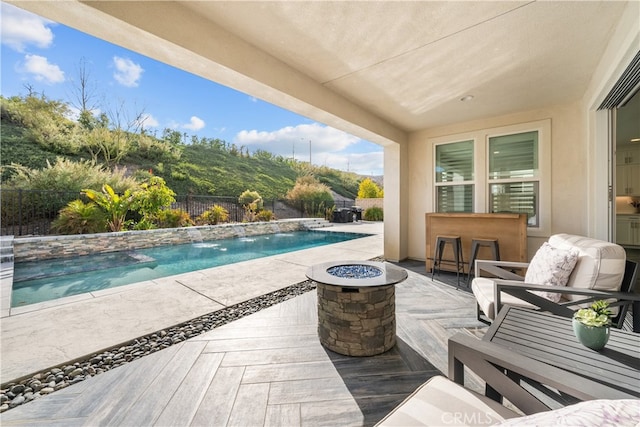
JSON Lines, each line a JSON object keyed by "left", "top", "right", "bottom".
{"left": 317, "top": 282, "right": 395, "bottom": 356}
{"left": 307, "top": 261, "right": 408, "bottom": 357}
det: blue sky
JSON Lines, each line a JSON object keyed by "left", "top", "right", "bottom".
{"left": 0, "top": 2, "right": 383, "bottom": 176}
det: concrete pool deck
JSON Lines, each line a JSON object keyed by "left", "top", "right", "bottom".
{"left": 0, "top": 222, "right": 384, "bottom": 384}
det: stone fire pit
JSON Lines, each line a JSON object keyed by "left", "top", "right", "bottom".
{"left": 306, "top": 260, "right": 408, "bottom": 356}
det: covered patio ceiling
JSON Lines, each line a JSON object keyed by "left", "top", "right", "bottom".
{"left": 8, "top": 1, "right": 627, "bottom": 146}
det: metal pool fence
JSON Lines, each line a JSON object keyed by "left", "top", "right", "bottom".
{"left": 0, "top": 189, "right": 354, "bottom": 236}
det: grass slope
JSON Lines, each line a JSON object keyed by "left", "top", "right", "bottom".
{"left": 1, "top": 123, "right": 359, "bottom": 200}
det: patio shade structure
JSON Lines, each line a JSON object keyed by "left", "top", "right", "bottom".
{"left": 6, "top": 0, "right": 640, "bottom": 261}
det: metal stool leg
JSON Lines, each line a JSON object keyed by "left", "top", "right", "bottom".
{"left": 467, "top": 238, "right": 500, "bottom": 287}
{"left": 453, "top": 238, "right": 463, "bottom": 289}
{"left": 431, "top": 237, "right": 445, "bottom": 280}
{"left": 467, "top": 241, "right": 480, "bottom": 287}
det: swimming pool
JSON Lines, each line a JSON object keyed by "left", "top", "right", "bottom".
{"left": 12, "top": 230, "right": 370, "bottom": 307}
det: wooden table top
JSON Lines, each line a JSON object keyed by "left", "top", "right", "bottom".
{"left": 484, "top": 306, "right": 640, "bottom": 397}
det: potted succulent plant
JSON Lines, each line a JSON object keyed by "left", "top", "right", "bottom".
{"left": 572, "top": 300, "right": 612, "bottom": 350}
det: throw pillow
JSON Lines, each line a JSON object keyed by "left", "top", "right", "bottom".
{"left": 524, "top": 242, "right": 579, "bottom": 303}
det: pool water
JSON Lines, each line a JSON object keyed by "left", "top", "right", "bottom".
{"left": 12, "top": 231, "right": 370, "bottom": 307}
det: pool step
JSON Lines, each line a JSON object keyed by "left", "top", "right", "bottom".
{"left": 303, "top": 219, "right": 333, "bottom": 229}
{"left": 1, "top": 236, "right": 14, "bottom": 318}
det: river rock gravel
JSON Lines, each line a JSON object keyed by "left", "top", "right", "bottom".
{"left": 0, "top": 279, "right": 317, "bottom": 413}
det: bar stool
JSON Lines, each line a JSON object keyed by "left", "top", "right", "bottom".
{"left": 431, "top": 235, "right": 464, "bottom": 288}
{"left": 466, "top": 238, "right": 500, "bottom": 287}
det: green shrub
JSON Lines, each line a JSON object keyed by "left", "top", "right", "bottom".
{"left": 155, "top": 209, "right": 194, "bottom": 228}
{"left": 239, "top": 190, "right": 264, "bottom": 222}
{"left": 285, "top": 176, "right": 334, "bottom": 217}
{"left": 255, "top": 209, "right": 276, "bottom": 222}
{"left": 364, "top": 206, "right": 384, "bottom": 221}
{"left": 132, "top": 217, "right": 156, "bottom": 230}
{"left": 51, "top": 200, "right": 106, "bottom": 234}
{"left": 171, "top": 170, "right": 187, "bottom": 180}
{"left": 197, "top": 205, "right": 230, "bottom": 225}
{"left": 131, "top": 176, "right": 176, "bottom": 224}
{"left": 2, "top": 157, "right": 138, "bottom": 193}
{"left": 325, "top": 206, "right": 335, "bottom": 221}
{"left": 238, "top": 190, "right": 263, "bottom": 210}
{"left": 134, "top": 133, "right": 182, "bottom": 162}
{"left": 1, "top": 159, "right": 139, "bottom": 229}
{"left": 1, "top": 95, "right": 83, "bottom": 155}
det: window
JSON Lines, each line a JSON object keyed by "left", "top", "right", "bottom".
{"left": 488, "top": 131, "right": 539, "bottom": 227}
{"left": 435, "top": 140, "right": 473, "bottom": 212}
{"left": 429, "top": 120, "right": 550, "bottom": 236}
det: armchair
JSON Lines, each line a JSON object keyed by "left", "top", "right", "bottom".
{"left": 471, "top": 234, "right": 639, "bottom": 331}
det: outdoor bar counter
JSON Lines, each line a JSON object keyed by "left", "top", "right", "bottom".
{"left": 425, "top": 213, "right": 528, "bottom": 274}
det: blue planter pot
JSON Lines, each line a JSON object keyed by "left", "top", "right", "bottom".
{"left": 572, "top": 318, "right": 610, "bottom": 350}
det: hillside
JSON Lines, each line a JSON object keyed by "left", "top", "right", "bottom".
{"left": 0, "top": 95, "right": 363, "bottom": 200}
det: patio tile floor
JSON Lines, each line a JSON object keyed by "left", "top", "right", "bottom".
{"left": 1, "top": 222, "right": 488, "bottom": 426}
{"left": 0, "top": 269, "right": 487, "bottom": 426}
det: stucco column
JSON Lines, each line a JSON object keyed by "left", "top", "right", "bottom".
{"left": 383, "top": 142, "right": 409, "bottom": 262}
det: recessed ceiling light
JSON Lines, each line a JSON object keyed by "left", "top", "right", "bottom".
{"left": 460, "top": 95, "right": 474, "bottom": 102}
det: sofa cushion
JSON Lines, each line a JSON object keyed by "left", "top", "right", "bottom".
{"left": 375, "top": 376, "right": 519, "bottom": 426}
{"left": 497, "top": 399, "right": 640, "bottom": 426}
{"left": 472, "top": 277, "right": 537, "bottom": 320}
{"left": 524, "top": 242, "right": 579, "bottom": 302}
{"left": 548, "top": 234, "right": 626, "bottom": 302}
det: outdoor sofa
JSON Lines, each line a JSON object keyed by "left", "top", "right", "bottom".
{"left": 470, "top": 233, "right": 639, "bottom": 330}
{"left": 376, "top": 375, "right": 639, "bottom": 426}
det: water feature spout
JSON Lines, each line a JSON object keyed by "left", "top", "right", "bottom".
{"left": 186, "top": 228, "right": 203, "bottom": 243}
{"left": 270, "top": 223, "right": 281, "bottom": 234}
{"left": 232, "top": 225, "right": 246, "bottom": 238}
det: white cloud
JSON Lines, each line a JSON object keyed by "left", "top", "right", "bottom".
{"left": 0, "top": 3, "right": 54, "bottom": 52}
{"left": 235, "top": 123, "right": 359, "bottom": 153}
{"left": 112, "top": 56, "right": 143, "bottom": 87}
{"left": 66, "top": 106, "right": 102, "bottom": 122}
{"left": 234, "top": 123, "right": 383, "bottom": 175}
{"left": 138, "top": 113, "right": 159, "bottom": 128}
{"left": 343, "top": 151, "right": 385, "bottom": 176}
{"left": 20, "top": 54, "right": 65, "bottom": 84}
{"left": 182, "top": 116, "right": 205, "bottom": 131}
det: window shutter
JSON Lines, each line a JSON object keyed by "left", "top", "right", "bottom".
{"left": 436, "top": 140, "right": 473, "bottom": 183}
{"left": 489, "top": 132, "right": 538, "bottom": 179}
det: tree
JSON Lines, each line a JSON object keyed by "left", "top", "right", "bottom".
{"left": 357, "top": 178, "right": 384, "bottom": 198}
{"left": 71, "top": 57, "right": 98, "bottom": 119}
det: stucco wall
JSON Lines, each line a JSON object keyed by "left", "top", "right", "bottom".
{"left": 390, "top": 2, "right": 639, "bottom": 264}
{"left": 355, "top": 198, "right": 384, "bottom": 211}
{"left": 406, "top": 102, "right": 586, "bottom": 261}
{"left": 13, "top": 219, "right": 319, "bottom": 262}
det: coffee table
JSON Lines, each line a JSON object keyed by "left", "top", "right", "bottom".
{"left": 448, "top": 306, "right": 640, "bottom": 414}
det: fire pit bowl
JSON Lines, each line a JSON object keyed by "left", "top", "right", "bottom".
{"left": 306, "top": 260, "right": 408, "bottom": 356}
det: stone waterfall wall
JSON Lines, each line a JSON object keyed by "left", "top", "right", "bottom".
{"left": 13, "top": 219, "right": 321, "bottom": 262}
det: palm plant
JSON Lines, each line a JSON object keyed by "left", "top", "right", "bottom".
{"left": 83, "top": 184, "right": 134, "bottom": 232}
